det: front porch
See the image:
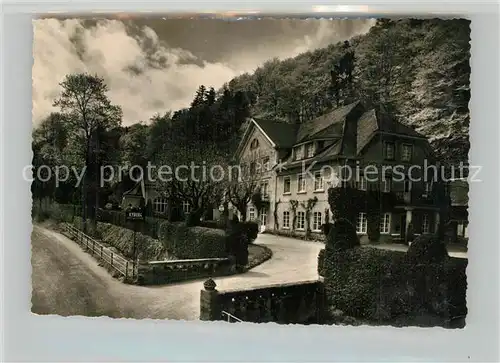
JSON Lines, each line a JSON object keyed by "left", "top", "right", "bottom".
{"left": 387, "top": 207, "right": 441, "bottom": 245}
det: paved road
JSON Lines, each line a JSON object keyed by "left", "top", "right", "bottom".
{"left": 31, "top": 225, "right": 323, "bottom": 320}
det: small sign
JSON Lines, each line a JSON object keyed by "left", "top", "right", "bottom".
{"left": 126, "top": 211, "right": 144, "bottom": 220}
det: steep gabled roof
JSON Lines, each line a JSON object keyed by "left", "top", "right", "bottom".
{"left": 356, "top": 109, "right": 379, "bottom": 154}
{"left": 376, "top": 109, "right": 426, "bottom": 138}
{"left": 253, "top": 118, "right": 298, "bottom": 149}
{"left": 296, "top": 101, "right": 361, "bottom": 143}
{"left": 356, "top": 108, "right": 430, "bottom": 155}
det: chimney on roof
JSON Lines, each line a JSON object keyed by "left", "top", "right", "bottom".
{"left": 341, "top": 102, "right": 364, "bottom": 157}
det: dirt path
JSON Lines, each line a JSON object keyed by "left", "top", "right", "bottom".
{"left": 31, "top": 226, "right": 323, "bottom": 320}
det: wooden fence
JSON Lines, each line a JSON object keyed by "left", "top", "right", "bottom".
{"left": 63, "top": 223, "right": 136, "bottom": 280}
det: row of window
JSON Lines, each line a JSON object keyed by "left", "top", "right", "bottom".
{"left": 152, "top": 198, "right": 191, "bottom": 214}
{"left": 283, "top": 172, "right": 324, "bottom": 194}
{"left": 355, "top": 212, "right": 392, "bottom": 234}
{"left": 282, "top": 173, "right": 433, "bottom": 195}
{"left": 293, "top": 141, "right": 326, "bottom": 161}
{"left": 274, "top": 210, "right": 432, "bottom": 235}
{"left": 281, "top": 210, "right": 323, "bottom": 231}
{"left": 291, "top": 140, "right": 413, "bottom": 163}
{"left": 356, "top": 212, "right": 431, "bottom": 234}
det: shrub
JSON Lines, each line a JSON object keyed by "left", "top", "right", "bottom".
{"left": 321, "top": 223, "right": 332, "bottom": 237}
{"left": 97, "top": 222, "right": 168, "bottom": 261}
{"left": 367, "top": 217, "right": 381, "bottom": 242}
{"left": 322, "top": 241, "right": 467, "bottom": 323}
{"left": 326, "top": 218, "right": 359, "bottom": 251}
{"left": 407, "top": 234, "right": 449, "bottom": 264}
{"left": 199, "top": 220, "right": 226, "bottom": 230}
{"left": 158, "top": 221, "right": 227, "bottom": 259}
{"left": 328, "top": 186, "right": 365, "bottom": 226}
{"left": 239, "top": 221, "right": 259, "bottom": 243}
{"left": 323, "top": 247, "right": 405, "bottom": 320}
{"left": 317, "top": 249, "right": 325, "bottom": 276}
{"left": 225, "top": 223, "right": 249, "bottom": 266}
{"left": 143, "top": 217, "right": 162, "bottom": 239}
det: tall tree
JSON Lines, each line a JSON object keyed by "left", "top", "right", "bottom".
{"left": 31, "top": 112, "right": 69, "bottom": 205}
{"left": 53, "top": 73, "right": 122, "bottom": 231}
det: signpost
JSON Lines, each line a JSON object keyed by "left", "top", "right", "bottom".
{"left": 126, "top": 208, "right": 145, "bottom": 279}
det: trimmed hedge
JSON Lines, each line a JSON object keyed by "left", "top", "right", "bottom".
{"left": 326, "top": 218, "right": 360, "bottom": 251}
{"left": 199, "top": 220, "right": 226, "bottom": 230}
{"left": 158, "top": 221, "right": 228, "bottom": 259}
{"left": 239, "top": 221, "right": 259, "bottom": 243}
{"left": 70, "top": 217, "right": 169, "bottom": 261}
{"left": 323, "top": 246, "right": 467, "bottom": 323}
{"left": 225, "top": 222, "right": 250, "bottom": 266}
{"left": 96, "top": 222, "right": 169, "bottom": 261}
{"left": 407, "top": 234, "right": 449, "bottom": 263}
{"left": 318, "top": 249, "right": 325, "bottom": 276}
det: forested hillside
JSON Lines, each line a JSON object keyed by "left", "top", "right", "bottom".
{"left": 32, "top": 18, "right": 470, "bottom": 214}
{"left": 226, "top": 18, "right": 471, "bottom": 165}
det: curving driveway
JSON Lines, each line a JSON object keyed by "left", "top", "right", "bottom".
{"left": 31, "top": 225, "right": 323, "bottom": 321}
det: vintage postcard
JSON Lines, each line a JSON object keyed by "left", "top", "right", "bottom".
{"left": 31, "top": 16, "right": 470, "bottom": 327}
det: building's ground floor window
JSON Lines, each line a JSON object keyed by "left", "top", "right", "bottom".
{"left": 380, "top": 213, "right": 391, "bottom": 234}
{"left": 249, "top": 206, "right": 256, "bottom": 221}
{"left": 312, "top": 211, "right": 322, "bottom": 232}
{"left": 153, "top": 198, "right": 168, "bottom": 214}
{"left": 260, "top": 211, "right": 267, "bottom": 226}
{"left": 422, "top": 214, "right": 430, "bottom": 234}
{"left": 297, "top": 211, "right": 305, "bottom": 230}
{"left": 356, "top": 212, "right": 367, "bottom": 234}
{"left": 283, "top": 211, "right": 290, "bottom": 229}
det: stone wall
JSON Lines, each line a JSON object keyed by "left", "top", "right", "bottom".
{"left": 138, "top": 258, "right": 233, "bottom": 285}
{"left": 200, "top": 279, "right": 325, "bottom": 324}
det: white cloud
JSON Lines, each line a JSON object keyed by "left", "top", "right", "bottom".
{"left": 33, "top": 18, "right": 374, "bottom": 126}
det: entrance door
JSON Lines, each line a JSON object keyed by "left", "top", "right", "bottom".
{"left": 259, "top": 212, "right": 267, "bottom": 233}
{"left": 260, "top": 212, "right": 267, "bottom": 227}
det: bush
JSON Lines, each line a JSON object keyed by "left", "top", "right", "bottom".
{"left": 318, "top": 249, "right": 325, "bottom": 276}
{"left": 322, "top": 242, "right": 467, "bottom": 323}
{"left": 32, "top": 202, "right": 76, "bottom": 223}
{"left": 199, "top": 220, "right": 226, "bottom": 230}
{"left": 97, "top": 222, "right": 168, "bottom": 261}
{"left": 328, "top": 186, "right": 365, "bottom": 226}
{"left": 158, "top": 221, "right": 227, "bottom": 259}
{"left": 321, "top": 223, "right": 332, "bottom": 237}
{"left": 239, "top": 221, "right": 259, "bottom": 243}
{"left": 323, "top": 247, "right": 405, "bottom": 320}
{"left": 225, "top": 223, "right": 249, "bottom": 266}
{"left": 407, "top": 234, "right": 449, "bottom": 264}
{"left": 367, "top": 216, "right": 381, "bottom": 242}
{"left": 326, "top": 218, "right": 360, "bottom": 251}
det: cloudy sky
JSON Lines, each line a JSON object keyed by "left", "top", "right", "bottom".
{"left": 33, "top": 16, "right": 375, "bottom": 126}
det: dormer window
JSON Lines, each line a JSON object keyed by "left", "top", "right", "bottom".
{"left": 295, "top": 145, "right": 304, "bottom": 160}
{"left": 401, "top": 144, "right": 413, "bottom": 162}
{"left": 384, "top": 142, "right": 395, "bottom": 160}
{"left": 306, "top": 143, "right": 315, "bottom": 158}
{"left": 317, "top": 141, "right": 325, "bottom": 153}
{"left": 250, "top": 138, "right": 259, "bottom": 150}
